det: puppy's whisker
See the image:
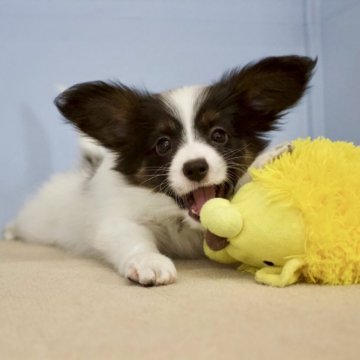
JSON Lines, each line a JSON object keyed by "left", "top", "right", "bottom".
{"left": 223, "top": 151, "right": 255, "bottom": 160}
{"left": 140, "top": 175, "right": 169, "bottom": 187}
{"left": 223, "top": 143, "right": 252, "bottom": 156}
{"left": 223, "top": 153, "right": 254, "bottom": 162}
{"left": 223, "top": 148, "right": 245, "bottom": 156}
{"left": 227, "top": 164, "right": 250, "bottom": 173}
{"left": 141, "top": 173, "right": 168, "bottom": 178}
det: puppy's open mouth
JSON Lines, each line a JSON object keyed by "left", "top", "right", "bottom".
{"left": 182, "top": 183, "right": 232, "bottom": 221}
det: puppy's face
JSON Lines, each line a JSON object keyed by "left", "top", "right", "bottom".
{"left": 55, "top": 55, "right": 315, "bottom": 224}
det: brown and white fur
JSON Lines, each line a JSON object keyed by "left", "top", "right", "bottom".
{"left": 5, "top": 56, "right": 315, "bottom": 286}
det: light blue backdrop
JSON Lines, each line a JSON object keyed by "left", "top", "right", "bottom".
{"left": 1, "top": 0, "right": 359, "bottom": 229}
{"left": 321, "top": 0, "right": 360, "bottom": 143}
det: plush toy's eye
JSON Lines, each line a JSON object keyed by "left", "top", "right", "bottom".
{"left": 263, "top": 260, "right": 274, "bottom": 266}
{"left": 155, "top": 137, "right": 172, "bottom": 156}
{"left": 210, "top": 128, "right": 228, "bottom": 145}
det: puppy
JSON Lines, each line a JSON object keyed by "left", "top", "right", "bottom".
{"left": 5, "top": 55, "right": 315, "bottom": 286}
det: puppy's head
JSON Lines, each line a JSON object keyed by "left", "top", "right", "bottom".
{"left": 55, "top": 55, "right": 316, "bottom": 225}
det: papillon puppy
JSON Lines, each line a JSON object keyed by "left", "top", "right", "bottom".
{"left": 5, "top": 55, "right": 316, "bottom": 286}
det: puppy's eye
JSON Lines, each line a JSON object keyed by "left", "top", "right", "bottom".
{"left": 210, "top": 128, "right": 228, "bottom": 145}
{"left": 155, "top": 137, "right": 172, "bottom": 156}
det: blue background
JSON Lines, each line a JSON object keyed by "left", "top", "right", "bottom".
{"left": 1, "top": 0, "right": 360, "bottom": 229}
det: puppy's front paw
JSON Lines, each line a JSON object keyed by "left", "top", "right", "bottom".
{"left": 125, "top": 253, "right": 177, "bottom": 286}
{"left": 253, "top": 141, "right": 293, "bottom": 169}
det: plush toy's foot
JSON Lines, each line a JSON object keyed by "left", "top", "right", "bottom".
{"left": 255, "top": 258, "right": 305, "bottom": 287}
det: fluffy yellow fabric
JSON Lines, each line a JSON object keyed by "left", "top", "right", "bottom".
{"left": 201, "top": 137, "right": 360, "bottom": 286}
{"left": 250, "top": 138, "right": 360, "bottom": 284}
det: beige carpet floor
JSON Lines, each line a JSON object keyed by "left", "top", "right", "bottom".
{"left": 1, "top": 240, "right": 359, "bottom": 360}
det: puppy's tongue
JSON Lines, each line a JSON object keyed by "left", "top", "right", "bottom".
{"left": 190, "top": 186, "right": 216, "bottom": 216}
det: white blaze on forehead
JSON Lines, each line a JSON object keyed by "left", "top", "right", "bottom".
{"left": 162, "top": 85, "right": 206, "bottom": 142}
{"left": 161, "top": 84, "right": 227, "bottom": 196}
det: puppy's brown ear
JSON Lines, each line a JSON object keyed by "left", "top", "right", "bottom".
{"left": 222, "top": 55, "right": 317, "bottom": 116}
{"left": 54, "top": 81, "right": 146, "bottom": 150}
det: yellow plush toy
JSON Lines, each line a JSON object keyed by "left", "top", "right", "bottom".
{"left": 200, "top": 138, "right": 360, "bottom": 287}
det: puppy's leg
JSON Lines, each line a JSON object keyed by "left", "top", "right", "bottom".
{"left": 251, "top": 141, "right": 293, "bottom": 169}
{"left": 93, "top": 219, "right": 177, "bottom": 286}
{"left": 237, "top": 142, "right": 293, "bottom": 189}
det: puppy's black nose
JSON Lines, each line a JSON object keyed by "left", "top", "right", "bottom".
{"left": 183, "top": 158, "right": 209, "bottom": 182}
